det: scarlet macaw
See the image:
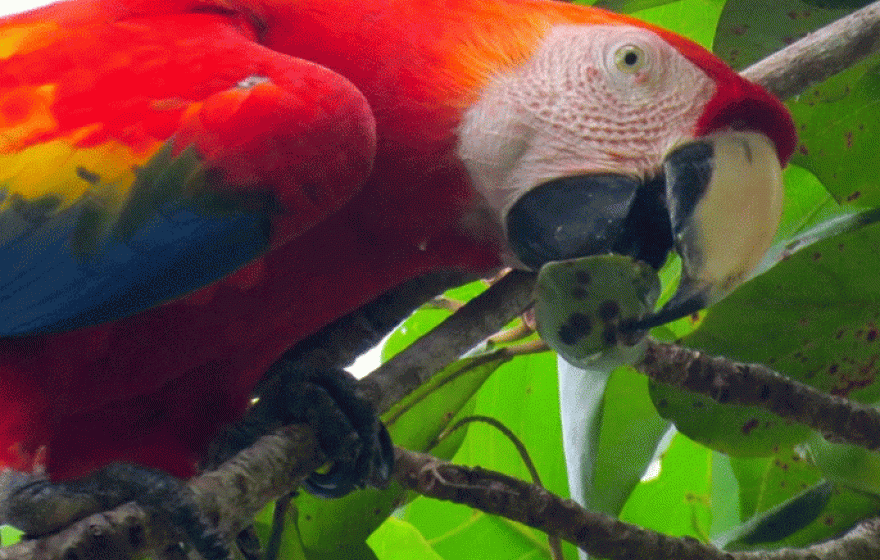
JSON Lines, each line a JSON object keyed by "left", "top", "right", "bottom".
{"left": 0, "top": 0, "right": 795, "bottom": 548}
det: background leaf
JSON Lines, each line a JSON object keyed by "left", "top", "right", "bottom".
{"left": 619, "top": 433, "right": 740, "bottom": 540}
{"left": 730, "top": 449, "right": 822, "bottom": 521}
{"left": 788, "top": 55, "right": 880, "bottom": 207}
{"left": 588, "top": 365, "right": 671, "bottom": 515}
{"left": 368, "top": 518, "right": 445, "bottom": 560}
{"left": 395, "top": 351, "right": 575, "bottom": 560}
{"left": 714, "top": 0, "right": 852, "bottom": 70}
{"left": 717, "top": 482, "right": 834, "bottom": 549}
{"left": 718, "top": 479, "right": 880, "bottom": 551}
{"left": 592, "top": 0, "right": 681, "bottom": 13}
{"left": 714, "top": 0, "right": 880, "bottom": 208}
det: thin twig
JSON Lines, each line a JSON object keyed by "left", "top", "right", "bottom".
{"left": 488, "top": 321, "right": 535, "bottom": 344}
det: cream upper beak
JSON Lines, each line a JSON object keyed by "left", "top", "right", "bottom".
{"left": 634, "top": 131, "right": 784, "bottom": 329}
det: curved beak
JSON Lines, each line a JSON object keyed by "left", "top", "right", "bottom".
{"left": 504, "top": 130, "right": 784, "bottom": 332}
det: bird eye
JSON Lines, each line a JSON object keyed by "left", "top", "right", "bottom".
{"left": 614, "top": 45, "right": 646, "bottom": 73}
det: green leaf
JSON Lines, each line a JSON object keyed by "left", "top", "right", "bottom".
{"left": 788, "top": 54, "right": 880, "bottom": 207}
{"left": 620, "top": 432, "right": 738, "bottom": 540}
{"left": 773, "top": 165, "right": 851, "bottom": 246}
{"left": 717, "top": 481, "right": 833, "bottom": 549}
{"left": 305, "top": 540, "right": 378, "bottom": 560}
{"left": 588, "top": 365, "right": 671, "bottom": 515}
{"left": 714, "top": 0, "right": 880, "bottom": 208}
{"left": 649, "top": 384, "right": 809, "bottom": 456}
{"left": 807, "top": 433, "right": 880, "bottom": 496}
{"left": 632, "top": 0, "right": 726, "bottom": 49}
{"left": 718, "top": 477, "right": 880, "bottom": 551}
{"left": 711, "top": 452, "right": 742, "bottom": 537}
{"left": 0, "top": 526, "right": 22, "bottom": 548}
{"left": 759, "top": 484, "right": 880, "bottom": 549}
{"left": 593, "top": 0, "right": 680, "bottom": 13}
{"left": 368, "top": 518, "right": 445, "bottom": 560}
{"left": 398, "top": 351, "right": 576, "bottom": 560}
{"left": 384, "top": 351, "right": 513, "bottom": 456}
{"left": 457, "top": 352, "right": 570, "bottom": 499}
{"left": 402, "top": 496, "right": 555, "bottom": 560}
{"left": 295, "top": 486, "right": 403, "bottom": 557}
{"left": 730, "top": 449, "right": 823, "bottom": 521}
{"left": 651, "top": 211, "right": 880, "bottom": 455}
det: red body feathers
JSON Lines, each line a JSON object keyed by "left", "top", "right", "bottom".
{"left": 0, "top": 0, "right": 794, "bottom": 480}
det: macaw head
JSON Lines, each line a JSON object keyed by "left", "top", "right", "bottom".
{"left": 456, "top": 10, "right": 796, "bottom": 327}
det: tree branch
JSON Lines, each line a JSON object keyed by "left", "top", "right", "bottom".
{"left": 395, "top": 447, "right": 880, "bottom": 560}
{"left": 741, "top": 0, "right": 880, "bottom": 99}
{"left": 0, "top": 426, "right": 325, "bottom": 560}
{"left": 637, "top": 341, "right": 880, "bottom": 450}
{"left": 362, "top": 270, "right": 536, "bottom": 414}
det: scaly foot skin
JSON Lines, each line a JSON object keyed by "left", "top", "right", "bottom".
{"left": 207, "top": 361, "right": 394, "bottom": 498}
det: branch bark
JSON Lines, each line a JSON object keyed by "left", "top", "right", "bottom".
{"left": 637, "top": 341, "right": 880, "bottom": 450}
{"left": 741, "top": 0, "right": 880, "bottom": 98}
{"left": 6, "top": 2, "right": 880, "bottom": 559}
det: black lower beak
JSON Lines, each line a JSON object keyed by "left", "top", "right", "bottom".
{"left": 506, "top": 173, "right": 672, "bottom": 270}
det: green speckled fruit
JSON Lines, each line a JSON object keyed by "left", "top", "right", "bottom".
{"left": 535, "top": 255, "right": 660, "bottom": 366}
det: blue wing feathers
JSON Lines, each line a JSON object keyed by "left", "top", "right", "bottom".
{"left": 0, "top": 146, "right": 273, "bottom": 336}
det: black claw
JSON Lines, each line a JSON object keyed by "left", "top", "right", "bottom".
{"left": 235, "top": 526, "right": 263, "bottom": 560}
{"left": 374, "top": 423, "right": 395, "bottom": 484}
{"left": 302, "top": 420, "right": 394, "bottom": 498}
{"left": 302, "top": 464, "right": 359, "bottom": 498}
{"left": 299, "top": 382, "right": 394, "bottom": 497}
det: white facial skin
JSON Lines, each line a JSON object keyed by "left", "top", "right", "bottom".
{"left": 457, "top": 24, "right": 717, "bottom": 234}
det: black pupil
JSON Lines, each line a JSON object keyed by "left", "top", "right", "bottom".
{"left": 624, "top": 50, "right": 639, "bottom": 66}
